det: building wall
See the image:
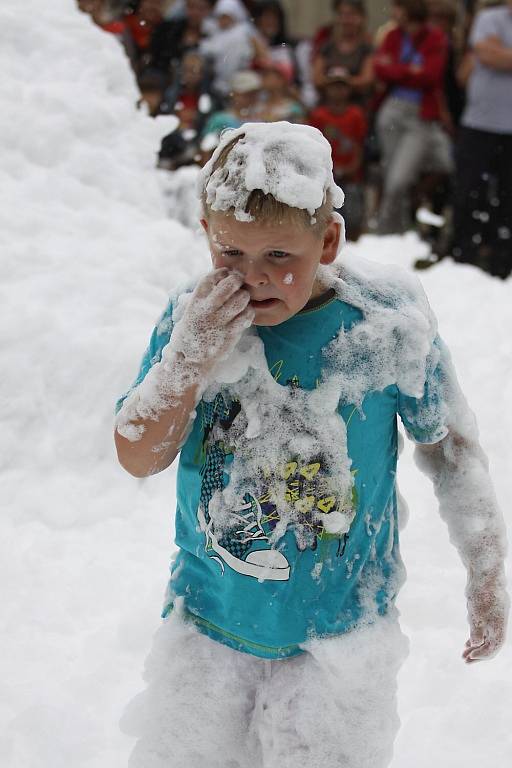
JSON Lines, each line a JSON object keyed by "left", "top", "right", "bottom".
{"left": 280, "top": 0, "right": 391, "bottom": 39}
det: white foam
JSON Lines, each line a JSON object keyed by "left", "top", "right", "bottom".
{"left": 198, "top": 122, "right": 345, "bottom": 221}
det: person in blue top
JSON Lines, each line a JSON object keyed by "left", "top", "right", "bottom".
{"left": 115, "top": 122, "right": 508, "bottom": 768}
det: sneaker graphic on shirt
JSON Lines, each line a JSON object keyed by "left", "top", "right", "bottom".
{"left": 199, "top": 492, "right": 291, "bottom": 581}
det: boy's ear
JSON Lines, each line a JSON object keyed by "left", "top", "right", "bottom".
{"left": 200, "top": 218, "right": 209, "bottom": 233}
{"left": 320, "top": 218, "right": 341, "bottom": 265}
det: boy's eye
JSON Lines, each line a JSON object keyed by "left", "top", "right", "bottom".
{"left": 222, "top": 249, "right": 242, "bottom": 258}
{"left": 269, "top": 250, "right": 289, "bottom": 259}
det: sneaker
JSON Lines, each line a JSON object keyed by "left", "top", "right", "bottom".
{"left": 199, "top": 493, "right": 291, "bottom": 581}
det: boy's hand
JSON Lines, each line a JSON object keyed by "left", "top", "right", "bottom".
{"left": 463, "top": 573, "right": 509, "bottom": 663}
{"left": 171, "top": 268, "right": 254, "bottom": 370}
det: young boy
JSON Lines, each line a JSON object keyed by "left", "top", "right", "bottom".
{"left": 115, "top": 121, "right": 508, "bottom": 768}
{"left": 309, "top": 66, "right": 368, "bottom": 240}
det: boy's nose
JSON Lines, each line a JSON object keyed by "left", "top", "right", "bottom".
{"left": 241, "top": 261, "right": 269, "bottom": 287}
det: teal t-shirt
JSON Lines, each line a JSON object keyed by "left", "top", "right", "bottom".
{"left": 118, "top": 291, "right": 447, "bottom": 659}
{"left": 202, "top": 111, "right": 244, "bottom": 138}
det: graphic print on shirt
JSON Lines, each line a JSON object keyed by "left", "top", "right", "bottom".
{"left": 196, "top": 390, "right": 357, "bottom": 582}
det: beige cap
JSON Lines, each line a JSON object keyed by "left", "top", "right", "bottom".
{"left": 231, "top": 70, "right": 263, "bottom": 94}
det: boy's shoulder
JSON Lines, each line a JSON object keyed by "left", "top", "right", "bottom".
{"left": 323, "top": 254, "right": 440, "bottom": 401}
{"left": 329, "top": 252, "right": 432, "bottom": 316}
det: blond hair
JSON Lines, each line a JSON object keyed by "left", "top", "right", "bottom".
{"left": 200, "top": 134, "right": 335, "bottom": 237}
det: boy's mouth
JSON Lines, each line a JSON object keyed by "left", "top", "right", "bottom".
{"left": 249, "top": 298, "right": 279, "bottom": 309}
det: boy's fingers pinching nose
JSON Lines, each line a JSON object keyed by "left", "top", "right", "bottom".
{"left": 211, "top": 272, "right": 245, "bottom": 306}
{"left": 194, "top": 268, "right": 230, "bottom": 298}
{"left": 210, "top": 267, "right": 230, "bottom": 285}
{"left": 230, "top": 304, "right": 255, "bottom": 331}
{"left": 218, "top": 289, "right": 250, "bottom": 323}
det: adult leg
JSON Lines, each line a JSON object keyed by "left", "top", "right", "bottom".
{"left": 377, "top": 102, "right": 430, "bottom": 234}
{"left": 121, "top": 613, "right": 262, "bottom": 768}
{"left": 376, "top": 98, "right": 407, "bottom": 234}
{"left": 425, "top": 122, "right": 454, "bottom": 178}
{"left": 451, "top": 126, "right": 496, "bottom": 267}
{"left": 417, "top": 124, "right": 455, "bottom": 257}
{"left": 255, "top": 614, "right": 409, "bottom": 768}
{"left": 376, "top": 98, "right": 408, "bottom": 175}
{"left": 339, "top": 182, "right": 365, "bottom": 241}
{"left": 489, "top": 133, "right": 512, "bottom": 279}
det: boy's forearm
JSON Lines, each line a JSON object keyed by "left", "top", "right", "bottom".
{"left": 115, "top": 351, "right": 205, "bottom": 478}
{"left": 415, "top": 431, "right": 509, "bottom": 659}
{"left": 115, "top": 269, "right": 253, "bottom": 479}
{"left": 115, "top": 386, "right": 201, "bottom": 478}
{"left": 410, "top": 335, "right": 508, "bottom": 660}
{"left": 415, "top": 433, "right": 507, "bottom": 580}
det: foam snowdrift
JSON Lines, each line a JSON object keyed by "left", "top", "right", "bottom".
{"left": 1, "top": 2, "right": 511, "bottom": 767}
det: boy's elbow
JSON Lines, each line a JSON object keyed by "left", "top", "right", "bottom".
{"left": 117, "top": 457, "right": 154, "bottom": 479}
{"left": 114, "top": 428, "right": 175, "bottom": 478}
{"left": 115, "top": 430, "right": 148, "bottom": 477}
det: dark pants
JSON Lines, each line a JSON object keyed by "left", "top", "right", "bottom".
{"left": 452, "top": 126, "right": 512, "bottom": 278}
{"left": 335, "top": 181, "right": 365, "bottom": 241}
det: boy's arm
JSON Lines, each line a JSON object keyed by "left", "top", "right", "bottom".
{"left": 415, "top": 431, "right": 508, "bottom": 662}
{"left": 115, "top": 268, "right": 254, "bottom": 478}
{"left": 399, "top": 333, "right": 508, "bottom": 662}
{"left": 114, "top": 358, "right": 204, "bottom": 478}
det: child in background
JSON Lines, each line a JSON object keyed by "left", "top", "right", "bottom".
{"left": 201, "top": 70, "right": 262, "bottom": 142}
{"left": 256, "top": 61, "right": 304, "bottom": 123}
{"left": 160, "top": 51, "right": 217, "bottom": 123}
{"left": 115, "top": 122, "right": 508, "bottom": 768}
{"left": 199, "top": 0, "right": 268, "bottom": 98}
{"left": 309, "top": 67, "right": 367, "bottom": 239}
{"left": 252, "top": 0, "right": 299, "bottom": 82}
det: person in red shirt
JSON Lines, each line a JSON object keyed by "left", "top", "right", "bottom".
{"left": 124, "top": 0, "right": 165, "bottom": 74}
{"left": 309, "top": 67, "right": 368, "bottom": 240}
{"left": 373, "top": 0, "right": 453, "bottom": 234}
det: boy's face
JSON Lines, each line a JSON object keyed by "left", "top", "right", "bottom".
{"left": 186, "top": 0, "right": 212, "bottom": 26}
{"left": 257, "top": 9, "right": 280, "bottom": 39}
{"left": 325, "top": 80, "right": 351, "bottom": 106}
{"left": 182, "top": 54, "right": 204, "bottom": 88}
{"left": 231, "top": 89, "right": 260, "bottom": 112}
{"left": 201, "top": 213, "right": 341, "bottom": 326}
{"left": 262, "top": 69, "right": 287, "bottom": 95}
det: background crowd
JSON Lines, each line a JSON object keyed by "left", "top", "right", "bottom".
{"left": 77, "top": 0, "right": 512, "bottom": 280}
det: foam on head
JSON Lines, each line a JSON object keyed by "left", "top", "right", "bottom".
{"left": 198, "top": 122, "right": 345, "bottom": 231}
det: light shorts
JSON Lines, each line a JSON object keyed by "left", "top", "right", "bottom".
{"left": 121, "top": 610, "right": 409, "bottom": 768}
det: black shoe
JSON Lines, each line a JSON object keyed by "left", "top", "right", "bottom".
{"left": 488, "top": 256, "right": 511, "bottom": 280}
{"left": 414, "top": 252, "right": 445, "bottom": 270}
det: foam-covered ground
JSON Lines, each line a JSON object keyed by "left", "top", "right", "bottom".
{"left": 1, "top": 2, "right": 510, "bottom": 766}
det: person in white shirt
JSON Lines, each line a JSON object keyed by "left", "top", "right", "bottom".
{"left": 451, "top": 0, "right": 512, "bottom": 279}
{"left": 199, "top": 0, "right": 268, "bottom": 97}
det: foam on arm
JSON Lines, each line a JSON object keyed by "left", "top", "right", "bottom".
{"left": 413, "top": 343, "right": 509, "bottom": 659}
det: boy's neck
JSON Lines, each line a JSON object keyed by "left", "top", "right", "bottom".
{"left": 327, "top": 102, "right": 348, "bottom": 115}
{"left": 300, "top": 288, "right": 336, "bottom": 313}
